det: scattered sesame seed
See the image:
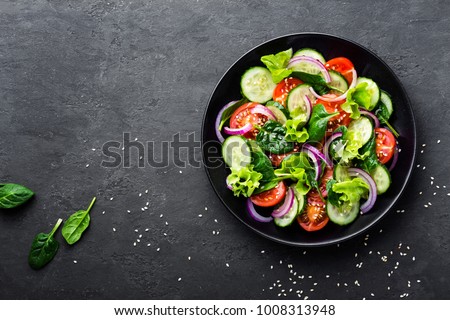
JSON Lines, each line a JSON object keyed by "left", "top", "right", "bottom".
{"left": 178, "top": 278, "right": 181, "bottom": 282}
{"left": 85, "top": 164, "right": 89, "bottom": 168}
{"left": 160, "top": 214, "right": 163, "bottom": 218}
{"left": 139, "top": 193, "right": 142, "bottom": 197}
{"left": 165, "top": 221, "right": 168, "bottom": 226}
{"left": 145, "top": 190, "right": 148, "bottom": 194}
{"left": 419, "top": 191, "right": 422, "bottom": 195}
{"left": 102, "top": 211, "right": 105, "bottom": 215}
{"left": 422, "top": 144, "right": 426, "bottom": 147}
{"left": 205, "top": 207, "right": 208, "bottom": 211}
{"left": 226, "top": 263, "right": 229, "bottom": 267}
{"left": 179, "top": 170, "right": 182, "bottom": 174}
{"left": 156, "top": 248, "right": 160, "bottom": 251}
{"left": 146, "top": 202, "right": 149, "bottom": 206}
{"left": 212, "top": 231, "right": 216, "bottom": 235}
{"left": 73, "top": 260, "right": 77, "bottom": 264}
{"left": 420, "top": 150, "right": 424, "bottom": 153}
{"left": 144, "top": 206, "right": 148, "bottom": 210}
{"left": 91, "top": 148, "right": 96, "bottom": 151}
{"left": 110, "top": 197, "right": 114, "bottom": 200}
{"left": 188, "top": 256, "right": 191, "bottom": 260}
{"left": 147, "top": 243, "right": 151, "bottom": 246}
{"left": 145, "top": 228, "right": 149, "bottom": 232}
{"left": 437, "top": 139, "right": 441, "bottom": 143}
{"left": 133, "top": 242, "right": 136, "bottom": 246}
{"left": 417, "top": 164, "right": 420, "bottom": 168}
{"left": 424, "top": 204, "right": 428, "bottom": 208}
{"left": 412, "top": 256, "right": 416, "bottom": 261}
{"left": 417, "top": 279, "right": 421, "bottom": 283}
{"left": 423, "top": 166, "right": 426, "bottom": 170}
{"left": 198, "top": 214, "right": 202, "bottom": 217}
{"left": 136, "top": 239, "right": 140, "bottom": 243}
{"left": 135, "top": 229, "right": 138, "bottom": 232}
{"left": 261, "top": 250, "right": 265, "bottom": 254}
{"left": 214, "top": 219, "right": 218, "bottom": 223}
{"left": 127, "top": 210, "right": 131, "bottom": 213}
{"left": 139, "top": 234, "right": 142, "bottom": 238}
{"left": 112, "top": 228, "right": 116, "bottom": 232}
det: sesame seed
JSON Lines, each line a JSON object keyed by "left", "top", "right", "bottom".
{"left": 160, "top": 214, "right": 163, "bottom": 218}
{"left": 85, "top": 164, "right": 89, "bottom": 168}
{"left": 110, "top": 197, "right": 114, "bottom": 200}
{"left": 179, "top": 170, "right": 182, "bottom": 173}
{"left": 91, "top": 148, "right": 96, "bottom": 151}
{"left": 139, "top": 234, "right": 142, "bottom": 238}
{"left": 102, "top": 211, "right": 105, "bottom": 214}
{"left": 424, "top": 205, "right": 428, "bottom": 208}
{"left": 147, "top": 243, "right": 151, "bottom": 246}
{"left": 139, "top": 193, "right": 142, "bottom": 197}
{"left": 261, "top": 250, "right": 265, "bottom": 253}
{"left": 127, "top": 210, "right": 131, "bottom": 213}
{"left": 136, "top": 239, "right": 140, "bottom": 243}
{"left": 165, "top": 221, "right": 168, "bottom": 225}
{"left": 135, "top": 229, "right": 138, "bottom": 232}
{"left": 133, "top": 242, "right": 136, "bottom": 246}
{"left": 188, "top": 256, "right": 191, "bottom": 260}
{"left": 178, "top": 278, "right": 182, "bottom": 282}
{"left": 73, "top": 260, "right": 77, "bottom": 264}
{"left": 437, "top": 140, "right": 441, "bottom": 143}
{"left": 423, "top": 166, "right": 426, "bottom": 170}
{"left": 205, "top": 207, "right": 208, "bottom": 211}
{"left": 145, "top": 190, "right": 148, "bottom": 194}
{"left": 422, "top": 144, "right": 426, "bottom": 147}
{"left": 113, "top": 228, "right": 116, "bottom": 232}
{"left": 226, "top": 263, "right": 229, "bottom": 267}
{"left": 214, "top": 219, "right": 218, "bottom": 223}
{"left": 156, "top": 248, "right": 160, "bottom": 251}
{"left": 198, "top": 214, "right": 202, "bottom": 217}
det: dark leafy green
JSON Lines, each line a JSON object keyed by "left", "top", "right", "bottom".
{"left": 355, "top": 134, "right": 379, "bottom": 172}
{"left": 256, "top": 120, "right": 294, "bottom": 154}
{"left": 375, "top": 104, "right": 400, "bottom": 138}
{"left": 274, "top": 152, "right": 315, "bottom": 195}
{"left": 265, "top": 100, "right": 290, "bottom": 119}
{"left": 326, "top": 179, "right": 340, "bottom": 207}
{"left": 260, "top": 49, "right": 293, "bottom": 83}
{"left": 61, "top": 197, "right": 96, "bottom": 245}
{"left": 0, "top": 183, "right": 34, "bottom": 209}
{"left": 251, "top": 151, "right": 276, "bottom": 182}
{"left": 307, "top": 104, "right": 339, "bottom": 142}
{"left": 218, "top": 99, "right": 248, "bottom": 130}
{"left": 291, "top": 71, "right": 343, "bottom": 96}
{"left": 28, "top": 218, "right": 63, "bottom": 270}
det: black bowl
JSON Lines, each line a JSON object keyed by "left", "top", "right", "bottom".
{"left": 202, "top": 33, "right": 416, "bottom": 247}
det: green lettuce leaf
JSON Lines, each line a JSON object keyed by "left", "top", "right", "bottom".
{"left": 226, "top": 165, "right": 262, "bottom": 197}
{"left": 274, "top": 152, "right": 314, "bottom": 195}
{"left": 285, "top": 117, "right": 309, "bottom": 143}
{"left": 327, "top": 177, "right": 369, "bottom": 207}
{"left": 341, "top": 82, "right": 372, "bottom": 118}
{"left": 261, "top": 49, "right": 293, "bottom": 83}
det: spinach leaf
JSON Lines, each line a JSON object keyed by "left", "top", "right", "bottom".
{"left": 29, "top": 218, "right": 63, "bottom": 270}
{"left": 251, "top": 150, "right": 276, "bottom": 182}
{"left": 375, "top": 105, "right": 400, "bottom": 138}
{"left": 291, "top": 71, "right": 344, "bottom": 95}
{"left": 356, "top": 134, "right": 379, "bottom": 172}
{"left": 326, "top": 179, "right": 340, "bottom": 207}
{"left": 261, "top": 49, "right": 293, "bottom": 83}
{"left": 265, "top": 100, "right": 290, "bottom": 118}
{"left": 218, "top": 99, "right": 248, "bottom": 130}
{"left": 256, "top": 120, "right": 294, "bottom": 154}
{"left": 307, "top": 104, "right": 339, "bottom": 143}
{"left": 61, "top": 197, "right": 96, "bottom": 245}
{"left": 0, "top": 183, "right": 34, "bottom": 209}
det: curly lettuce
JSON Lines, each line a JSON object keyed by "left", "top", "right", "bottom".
{"left": 341, "top": 82, "right": 372, "bottom": 119}
{"left": 260, "top": 48, "right": 293, "bottom": 83}
{"left": 226, "top": 165, "right": 263, "bottom": 197}
{"left": 285, "top": 117, "right": 309, "bottom": 143}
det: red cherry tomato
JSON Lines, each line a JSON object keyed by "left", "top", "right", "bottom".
{"left": 250, "top": 181, "right": 286, "bottom": 207}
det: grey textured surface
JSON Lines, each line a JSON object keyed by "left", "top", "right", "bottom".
{"left": 1, "top": 0, "right": 449, "bottom": 299}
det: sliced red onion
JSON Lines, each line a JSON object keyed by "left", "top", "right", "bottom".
{"left": 359, "top": 109, "right": 380, "bottom": 128}
{"left": 246, "top": 198, "right": 273, "bottom": 223}
{"left": 309, "top": 69, "right": 358, "bottom": 102}
{"left": 223, "top": 122, "right": 252, "bottom": 136}
{"left": 271, "top": 187, "right": 294, "bottom": 218}
{"left": 250, "top": 104, "right": 276, "bottom": 120}
{"left": 389, "top": 146, "right": 399, "bottom": 171}
{"left": 303, "top": 143, "right": 332, "bottom": 168}
{"left": 303, "top": 95, "right": 312, "bottom": 123}
{"left": 348, "top": 168, "right": 377, "bottom": 214}
{"left": 215, "top": 100, "right": 238, "bottom": 143}
{"left": 323, "top": 132, "right": 343, "bottom": 167}
{"left": 288, "top": 56, "right": 331, "bottom": 82}
{"left": 305, "top": 150, "right": 321, "bottom": 181}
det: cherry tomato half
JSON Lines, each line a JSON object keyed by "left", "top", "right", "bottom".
{"left": 375, "top": 127, "right": 396, "bottom": 164}
{"left": 229, "top": 102, "right": 268, "bottom": 139}
{"left": 325, "top": 57, "right": 355, "bottom": 84}
{"left": 272, "top": 77, "right": 303, "bottom": 106}
{"left": 250, "top": 181, "right": 286, "bottom": 207}
{"left": 297, "top": 194, "right": 329, "bottom": 232}
{"left": 315, "top": 98, "right": 351, "bottom": 135}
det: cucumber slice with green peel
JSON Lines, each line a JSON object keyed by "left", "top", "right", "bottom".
{"left": 328, "top": 70, "right": 349, "bottom": 94}
{"left": 326, "top": 201, "right": 360, "bottom": 226}
{"left": 221, "top": 136, "right": 251, "bottom": 169}
{"left": 356, "top": 77, "right": 380, "bottom": 110}
{"left": 240, "top": 67, "right": 276, "bottom": 103}
{"left": 267, "top": 105, "right": 288, "bottom": 125}
{"left": 287, "top": 84, "right": 315, "bottom": 118}
{"left": 274, "top": 193, "right": 299, "bottom": 227}
{"left": 370, "top": 164, "right": 391, "bottom": 195}
{"left": 380, "top": 90, "right": 394, "bottom": 118}
{"left": 293, "top": 188, "right": 306, "bottom": 214}
{"left": 293, "top": 48, "right": 326, "bottom": 64}
{"left": 333, "top": 163, "right": 350, "bottom": 182}
{"left": 347, "top": 116, "right": 374, "bottom": 146}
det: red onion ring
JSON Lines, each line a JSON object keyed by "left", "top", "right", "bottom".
{"left": 223, "top": 122, "right": 252, "bottom": 136}
{"left": 309, "top": 69, "right": 358, "bottom": 102}
{"left": 359, "top": 109, "right": 380, "bottom": 128}
{"left": 348, "top": 168, "right": 378, "bottom": 214}
{"left": 305, "top": 150, "right": 321, "bottom": 181}
{"left": 323, "top": 132, "right": 343, "bottom": 167}
{"left": 389, "top": 146, "right": 399, "bottom": 171}
{"left": 246, "top": 198, "right": 273, "bottom": 223}
{"left": 215, "top": 100, "right": 239, "bottom": 143}
{"left": 303, "top": 143, "right": 332, "bottom": 168}
{"left": 250, "top": 104, "right": 276, "bottom": 120}
{"left": 288, "top": 56, "right": 331, "bottom": 82}
{"left": 271, "top": 187, "right": 294, "bottom": 218}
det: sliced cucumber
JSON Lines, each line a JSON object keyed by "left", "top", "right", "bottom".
{"left": 356, "top": 77, "right": 380, "bottom": 110}
{"left": 267, "top": 105, "right": 288, "bottom": 125}
{"left": 293, "top": 48, "right": 326, "bottom": 64}
{"left": 293, "top": 187, "right": 306, "bottom": 214}
{"left": 240, "top": 67, "right": 276, "bottom": 104}
{"left": 287, "top": 84, "right": 315, "bottom": 118}
{"left": 380, "top": 90, "right": 394, "bottom": 118}
{"left": 328, "top": 70, "right": 349, "bottom": 94}
{"left": 326, "top": 201, "right": 360, "bottom": 226}
{"left": 370, "top": 164, "right": 391, "bottom": 195}
{"left": 347, "top": 116, "right": 373, "bottom": 146}
{"left": 274, "top": 193, "right": 299, "bottom": 227}
{"left": 221, "top": 136, "right": 251, "bottom": 169}
{"left": 333, "top": 163, "right": 350, "bottom": 182}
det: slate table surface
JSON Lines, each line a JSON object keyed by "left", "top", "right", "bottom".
{"left": 1, "top": 0, "right": 449, "bottom": 299}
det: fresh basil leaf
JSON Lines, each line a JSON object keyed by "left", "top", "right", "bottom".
{"left": 0, "top": 183, "right": 34, "bottom": 209}
{"left": 307, "top": 104, "right": 339, "bottom": 143}
{"left": 61, "top": 197, "right": 96, "bottom": 245}
{"left": 261, "top": 48, "right": 293, "bottom": 83}
{"left": 29, "top": 218, "right": 63, "bottom": 270}
{"left": 256, "top": 120, "right": 294, "bottom": 155}
{"left": 218, "top": 99, "right": 248, "bottom": 130}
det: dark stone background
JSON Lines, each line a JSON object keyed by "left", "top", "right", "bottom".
{"left": 0, "top": 0, "right": 449, "bottom": 299}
